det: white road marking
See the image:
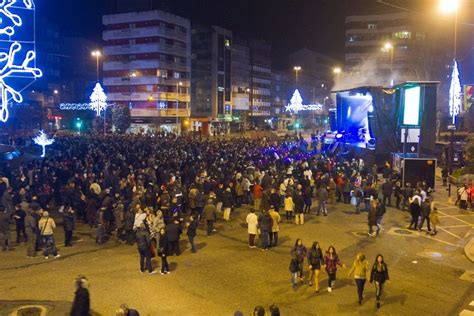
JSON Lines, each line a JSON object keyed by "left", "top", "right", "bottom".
{"left": 438, "top": 211, "right": 474, "bottom": 226}
{"left": 437, "top": 227, "right": 462, "bottom": 239}
{"left": 438, "top": 224, "right": 471, "bottom": 229}
{"left": 412, "top": 230, "right": 462, "bottom": 247}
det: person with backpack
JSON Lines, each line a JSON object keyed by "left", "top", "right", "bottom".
{"left": 307, "top": 241, "right": 324, "bottom": 292}
{"left": 370, "top": 254, "right": 390, "bottom": 309}
{"left": 291, "top": 239, "right": 307, "bottom": 282}
{"left": 348, "top": 253, "right": 370, "bottom": 305}
{"left": 289, "top": 253, "right": 301, "bottom": 290}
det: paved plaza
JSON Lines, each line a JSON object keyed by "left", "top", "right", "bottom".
{"left": 0, "top": 182, "right": 473, "bottom": 316}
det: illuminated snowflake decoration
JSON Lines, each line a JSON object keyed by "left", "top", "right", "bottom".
{"left": 0, "top": 0, "right": 42, "bottom": 122}
{"left": 285, "top": 89, "right": 323, "bottom": 113}
{"left": 32, "top": 130, "right": 54, "bottom": 158}
{"left": 89, "top": 82, "right": 108, "bottom": 116}
{"left": 449, "top": 59, "right": 461, "bottom": 125}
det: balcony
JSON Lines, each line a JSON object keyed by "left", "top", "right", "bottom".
{"left": 103, "top": 26, "right": 187, "bottom": 41}
{"left": 104, "top": 76, "right": 190, "bottom": 87}
{"left": 104, "top": 43, "right": 187, "bottom": 56}
{"left": 108, "top": 92, "right": 190, "bottom": 102}
{"left": 131, "top": 108, "right": 190, "bottom": 118}
{"left": 103, "top": 60, "right": 189, "bottom": 72}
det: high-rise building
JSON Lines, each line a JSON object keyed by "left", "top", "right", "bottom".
{"left": 231, "top": 38, "right": 250, "bottom": 125}
{"left": 249, "top": 39, "right": 272, "bottom": 121}
{"left": 191, "top": 25, "right": 232, "bottom": 134}
{"left": 102, "top": 10, "right": 191, "bottom": 133}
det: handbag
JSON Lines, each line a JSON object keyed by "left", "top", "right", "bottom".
{"left": 350, "top": 196, "right": 357, "bottom": 206}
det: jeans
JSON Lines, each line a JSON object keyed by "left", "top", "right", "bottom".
{"left": 0, "top": 230, "right": 10, "bottom": 250}
{"left": 364, "top": 199, "right": 371, "bottom": 212}
{"left": 139, "top": 248, "right": 153, "bottom": 273}
{"left": 269, "top": 232, "right": 278, "bottom": 247}
{"left": 355, "top": 278, "right": 366, "bottom": 301}
{"left": 206, "top": 220, "right": 214, "bottom": 236}
{"left": 317, "top": 201, "right": 327, "bottom": 215}
{"left": 409, "top": 212, "right": 420, "bottom": 229}
{"left": 285, "top": 211, "right": 293, "bottom": 220}
{"left": 327, "top": 272, "right": 336, "bottom": 287}
{"left": 64, "top": 230, "right": 73, "bottom": 246}
{"left": 188, "top": 235, "right": 196, "bottom": 252}
{"left": 295, "top": 213, "right": 304, "bottom": 224}
{"left": 420, "top": 214, "right": 431, "bottom": 231}
{"left": 42, "top": 235, "right": 58, "bottom": 257}
{"left": 16, "top": 227, "right": 27, "bottom": 243}
{"left": 168, "top": 240, "right": 180, "bottom": 256}
{"left": 248, "top": 234, "right": 256, "bottom": 247}
{"left": 374, "top": 281, "right": 384, "bottom": 301}
{"left": 27, "top": 233, "right": 36, "bottom": 257}
{"left": 260, "top": 231, "right": 269, "bottom": 250}
{"left": 161, "top": 254, "right": 169, "bottom": 273}
{"left": 291, "top": 272, "right": 298, "bottom": 288}
{"left": 383, "top": 195, "right": 391, "bottom": 207}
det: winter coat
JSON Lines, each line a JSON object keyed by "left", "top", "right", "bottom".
{"left": 289, "top": 258, "right": 300, "bottom": 273}
{"left": 246, "top": 212, "right": 258, "bottom": 235}
{"left": 316, "top": 187, "right": 328, "bottom": 202}
{"left": 135, "top": 228, "right": 151, "bottom": 251}
{"left": 70, "top": 287, "right": 90, "bottom": 316}
{"left": 291, "top": 245, "right": 307, "bottom": 262}
{"left": 63, "top": 212, "right": 75, "bottom": 231}
{"left": 0, "top": 212, "right": 10, "bottom": 232}
{"left": 222, "top": 191, "right": 233, "bottom": 208}
{"left": 258, "top": 212, "right": 272, "bottom": 232}
{"left": 165, "top": 222, "right": 182, "bottom": 242}
{"left": 158, "top": 234, "right": 169, "bottom": 256}
{"left": 370, "top": 263, "right": 389, "bottom": 283}
{"left": 307, "top": 248, "right": 323, "bottom": 269}
{"left": 187, "top": 219, "right": 198, "bottom": 237}
{"left": 284, "top": 197, "right": 294, "bottom": 212}
{"left": 324, "top": 253, "right": 342, "bottom": 274}
{"left": 38, "top": 217, "right": 56, "bottom": 236}
{"left": 203, "top": 204, "right": 217, "bottom": 221}
{"left": 269, "top": 210, "right": 281, "bottom": 232}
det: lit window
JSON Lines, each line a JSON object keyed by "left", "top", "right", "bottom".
{"left": 156, "top": 69, "right": 161, "bottom": 77}
{"left": 368, "top": 23, "right": 377, "bottom": 30}
{"left": 224, "top": 39, "right": 231, "bottom": 47}
{"left": 174, "top": 72, "right": 180, "bottom": 79}
{"left": 394, "top": 31, "right": 412, "bottom": 39}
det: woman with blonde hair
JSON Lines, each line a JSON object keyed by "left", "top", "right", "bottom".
{"left": 348, "top": 252, "right": 370, "bottom": 305}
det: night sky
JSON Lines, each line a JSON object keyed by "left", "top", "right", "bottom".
{"left": 41, "top": 0, "right": 472, "bottom": 70}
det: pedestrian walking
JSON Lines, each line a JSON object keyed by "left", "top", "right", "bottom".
{"left": 348, "top": 253, "right": 369, "bottom": 305}
{"left": 25, "top": 209, "right": 37, "bottom": 257}
{"left": 289, "top": 253, "right": 300, "bottom": 290}
{"left": 38, "top": 211, "right": 60, "bottom": 259}
{"left": 324, "top": 245, "right": 345, "bottom": 292}
{"left": 408, "top": 192, "right": 421, "bottom": 230}
{"left": 158, "top": 228, "right": 170, "bottom": 275}
{"left": 70, "top": 275, "right": 90, "bottom": 316}
{"left": 186, "top": 215, "right": 198, "bottom": 253}
{"left": 13, "top": 204, "right": 27, "bottom": 244}
{"left": 269, "top": 207, "right": 281, "bottom": 247}
{"left": 63, "top": 206, "right": 75, "bottom": 247}
{"left": 375, "top": 199, "right": 386, "bottom": 235}
{"left": 0, "top": 206, "right": 11, "bottom": 251}
{"left": 370, "top": 254, "right": 390, "bottom": 309}
{"left": 203, "top": 199, "right": 217, "bottom": 236}
{"left": 368, "top": 198, "right": 378, "bottom": 237}
{"left": 316, "top": 185, "right": 328, "bottom": 216}
{"left": 429, "top": 201, "right": 440, "bottom": 235}
{"left": 420, "top": 197, "right": 432, "bottom": 233}
{"left": 307, "top": 241, "right": 324, "bottom": 292}
{"left": 291, "top": 239, "right": 307, "bottom": 282}
{"left": 135, "top": 223, "right": 156, "bottom": 274}
{"left": 246, "top": 209, "right": 258, "bottom": 248}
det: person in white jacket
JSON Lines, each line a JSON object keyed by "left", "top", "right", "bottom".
{"left": 246, "top": 209, "right": 258, "bottom": 248}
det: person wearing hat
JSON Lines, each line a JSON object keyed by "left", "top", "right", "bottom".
{"left": 38, "top": 211, "right": 60, "bottom": 259}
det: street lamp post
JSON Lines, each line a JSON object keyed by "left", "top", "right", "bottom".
{"left": 293, "top": 66, "right": 301, "bottom": 137}
{"left": 439, "top": 0, "right": 460, "bottom": 175}
{"left": 91, "top": 50, "right": 101, "bottom": 82}
{"left": 176, "top": 81, "right": 183, "bottom": 135}
{"left": 293, "top": 66, "right": 301, "bottom": 84}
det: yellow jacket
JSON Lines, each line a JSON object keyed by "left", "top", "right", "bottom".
{"left": 39, "top": 217, "right": 56, "bottom": 236}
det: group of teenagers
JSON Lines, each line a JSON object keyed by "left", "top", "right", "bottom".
{"left": 289, "top": 239, "right": 390, "bottom": 309}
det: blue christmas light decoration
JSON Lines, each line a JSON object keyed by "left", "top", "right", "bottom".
{"left": 0, "top": 0, "right": 42, "bottom": 122}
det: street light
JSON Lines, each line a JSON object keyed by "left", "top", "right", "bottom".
{"left": 293, "top": 66, "right": 301, "bottom": 84}
{"left": 91, "top": 50, "right": 102, "bottom": 82}
{"left": 53, "top": 89, "right": 59, "bottom": 95}
{"left": 382, "top": 42, "right": 394, "bottom": 85}
{"left": 176, "top": 81, "right": 183, "bottom": 135}
{"left": 333, "top": 67, "right": 341, "bottom": 81}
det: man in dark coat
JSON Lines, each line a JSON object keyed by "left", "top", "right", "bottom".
{"left": 258, "top": 209, "right": 272, "bottom": 251}
{"left": 25, "top": 210, "right": 37, "bottom": 257}
{"left": 63, "top": 206, "right": 76, "bottom": 247}
{"left": 381, "top": 180, "right": 393, "bottom": 207}
{"left": 165, "top": 220, "right": 182, "bottom": 256}
{"left": 70, "top": 275, "right": 90, "bottom": 316}
{"left": 203, "top": 199, "right": 217, "bottom": 236}
{"left": 0, "top": 206, "right": 11, "bottom": 251}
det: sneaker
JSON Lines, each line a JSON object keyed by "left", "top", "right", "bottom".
{"left": 327, "top": 287, "right": 332, "bottom": 292}
{"left": 44, "top": 256, "right": 49, "bottom": 259}
{"left": 140, "top": 270, "right": 144, "bottom": 274}
{"left": 149, "top": 271, "right": 158, "bottom": 275}
{"left": 165, "top": 271, "right": 170, "bottom": 274}
{"left": 54, "top": 255, "right": 61, "bottom": 259}
{"left": 160, "top": 272, "right": 166, "bottom": 275}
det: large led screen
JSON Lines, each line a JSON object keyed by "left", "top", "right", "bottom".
{"left": 336, "top": 92, "right": 373, "bottom": 146}
{"left": 403, "top": 86, "right": 420, "bottom": 126}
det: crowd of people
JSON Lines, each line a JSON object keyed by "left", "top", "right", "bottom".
{"left": 0, "top": 132, "right": 451, "bottom": 314}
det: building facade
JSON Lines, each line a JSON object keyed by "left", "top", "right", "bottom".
{"left": 231, "top": 39, "right": 250, "bottom": 126}
{"left": 249, "top": 39, "right": 272, "bottom": 121}
{"left": 191, "top": 25, "right": 232, "bottom": 134}
{"left": 102, "top": 10, "right": 191, "bottom": 133}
